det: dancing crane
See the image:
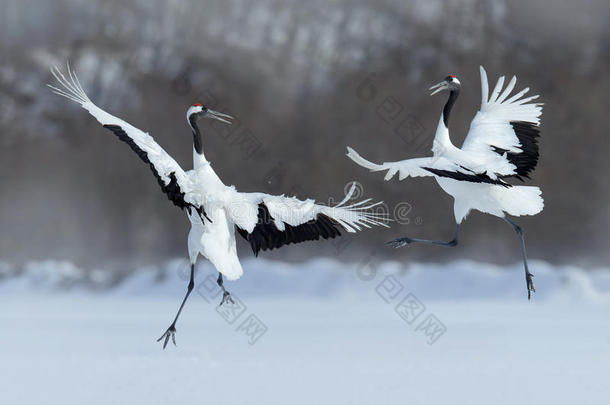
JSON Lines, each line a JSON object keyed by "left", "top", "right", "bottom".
{"left": 347, "top": 66, "right": 543, "bottom": 299}
{"left": 49, "top": 64, "right": 387, "bottom": 348}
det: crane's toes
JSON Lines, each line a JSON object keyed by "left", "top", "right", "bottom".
{"left": 219, "top": 291, "right": 235, "bottom": 307}
{"left": 157, "top": 325, "right": 177, "bottom": 349}
{"left": 526, "top": 273, "right": 536, "bottom": 300}
{"left": 385, "top": 238, "right": 413, "bottom": 249}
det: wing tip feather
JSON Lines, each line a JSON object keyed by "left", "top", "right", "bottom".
{"left": 48, "top": 61, "right": 91, "bottom": 105}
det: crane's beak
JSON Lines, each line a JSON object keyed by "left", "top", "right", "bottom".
{"left": 207, "top": 109, "right": 234, "bottom": 124}
{"left": 429, "top": 81, "right": 448, "bottom": 96}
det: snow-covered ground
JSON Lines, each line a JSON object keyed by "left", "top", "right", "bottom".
{"left": 1, "top": 258, "right": 609, "bottom": 404}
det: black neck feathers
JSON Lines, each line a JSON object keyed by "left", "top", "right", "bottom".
{"left": 443, "top": 88, "right": 460, "bottom": 128}
{"left": 189, "top": 115, "right": 203, "bottom": 154}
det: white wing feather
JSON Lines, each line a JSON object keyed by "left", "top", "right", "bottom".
{"left": 346, "top": 147, "right": 461, "bottom": 181}
{"left": 227, "top": 182, "right": 388, "bottom": 234}
{"left": 461, "top": 66, "right": 543, "bottom": 156}
{"left": 48, "top": 64, "right": 202, "bottom": 209}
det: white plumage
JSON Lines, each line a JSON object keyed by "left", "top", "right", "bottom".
{"left": 347, "top": 66, "right": 543, "bottom": 299}
{"left": 49, "top": 63, "right": 387, "bottom": 347}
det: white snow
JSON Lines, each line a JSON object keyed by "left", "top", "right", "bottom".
{"left": 1, "top": 258, "right": 609, "bottom": 404}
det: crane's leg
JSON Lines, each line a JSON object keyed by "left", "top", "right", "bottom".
{"left": 217, "top": 273, "right": 235, "bottom": 306}
{"left": 386, "top": 224, "right": 460, "bottom": 249}
{"left": 503, "top": 217, "right": 536, "bottom": 300}
{"left": 157, "top": 263, "right": 195, "bottom": 349}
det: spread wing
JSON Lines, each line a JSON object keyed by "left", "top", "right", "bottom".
{"left": 48, "top": 64, "right": 208, "bottom": 219}
{"left": 346, "top": 147, "right": 511, "bottom": 186}
{"left": 228, "top": 183, "right": 389, "bottom": 256}
{"left": 461, "top": 66, "right": 543, "bottom": 180}
{"left": 346, "top": 147, "right": 434, "bottom": 181}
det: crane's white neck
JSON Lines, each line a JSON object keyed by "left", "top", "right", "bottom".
{"left": 432, "top": 116, "right": 452, "bottom": 155}
{"left": 193, "top": 146, "right": 208, "bottom": 169}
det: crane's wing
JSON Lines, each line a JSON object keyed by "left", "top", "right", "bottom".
{"left": 346, "top": 146, "right": 510, "bottom": 186}
{"left": 227, "top": 183, "right": 389, "bottom": 256}
{"left": 346, "top": 147, "right": 434, "bottom": 180}
{"left": 48, "top": 64, "right": 208, "bottom": 220}
{"left": 461, "top": 66, "right": 543, "bottom": 180}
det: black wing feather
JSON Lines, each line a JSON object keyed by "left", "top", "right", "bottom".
{"left": 422, "top": 166, "right": 511, "bottom": 187}
{"left": 236, "top": 203, "right": 342, "bottom": 256}
{"left": 103, "top": 124, "right": 208, "bottom": 219}
{"left": 491, "top": 121, "right": 540, "bottom": 181}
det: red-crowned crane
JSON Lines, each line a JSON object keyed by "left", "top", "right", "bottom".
{"left": 346, "top": 66, "right": 543, "bottom": 300}
{"left": 49, "top": 64, "right": 388, "bottom": 348}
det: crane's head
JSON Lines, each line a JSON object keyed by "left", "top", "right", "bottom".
{"left": 429, "top": 75, "right": 461, "bottom": 96}
{"left": 187, "top": 103, "right": 233, "bottom": 125}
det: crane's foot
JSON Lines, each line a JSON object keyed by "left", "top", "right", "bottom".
{"left": 526, "top": 272, "right": 536, "bottom": 300}
{"left": 219, "top": 291, "right": 235, "bottom": 307}
{"left": 385, "top": 237, "right": 414, "bottom": 249}
{"left": 156, "top": 324, "right": 177, "bottom": 349}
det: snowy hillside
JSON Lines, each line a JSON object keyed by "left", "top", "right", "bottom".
{"left": 2, "top": 257, "right": 610, "bottom": 301}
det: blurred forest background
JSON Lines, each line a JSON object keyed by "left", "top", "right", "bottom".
{"left": 0, "top": 0, "right": 609, "bottom": 274}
